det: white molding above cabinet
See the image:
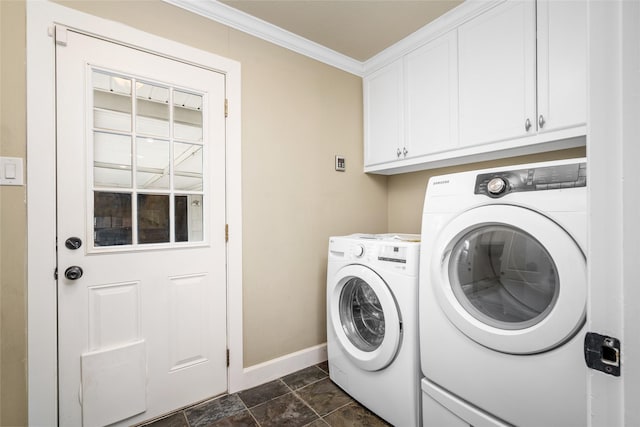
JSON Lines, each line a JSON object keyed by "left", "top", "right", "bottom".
{"left": 363, "top": 0, "right": 587, "bottom": 175}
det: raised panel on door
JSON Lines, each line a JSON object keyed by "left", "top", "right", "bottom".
{"left": 364, "top": 60, "right": 404, "bottom": 166}
{"left": 405, "top": 30, "right": 458, "bottom": 157}
{"left": 458, "top": 1, "right": 536, "bottom": 147}
{"left": 537, "top": 0, "right": 587, "bottom": 132}
{"left": 56, "top": 29, "right": 227, "bottom": 426}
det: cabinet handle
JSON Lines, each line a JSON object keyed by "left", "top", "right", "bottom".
{"left": 525, "top": 118, "right": 532, "bottom": 132}
{"left": 397, "top": 148, "right": 402, "bottom": 158}
{"left": 538, "top": 115, "right": 546, "bottom": 129}
{"left": 403, "top": 147, "right": 408, "bottom": 157}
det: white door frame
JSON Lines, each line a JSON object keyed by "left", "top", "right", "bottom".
{"left": 587, "top": 0, "right": 639, "bottom": 425}
{"left": 26, "top": 2, "right": 243, "bottom": 425}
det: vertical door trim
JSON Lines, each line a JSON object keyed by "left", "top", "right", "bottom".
{"left": 26, "top": 3, "right": 243, "bottom": 425}
{"left": 588, "top": 1, "right": 640, "bottom": 425}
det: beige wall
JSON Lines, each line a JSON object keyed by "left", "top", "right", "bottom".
{"left": 0, "top": 0, "right": 28, "bottom": 425}
{"left": 232, "top": 30, "right": 388, "bottom": 362}
{"left": 387, "top": 146, "right": 587, "bottom": 233}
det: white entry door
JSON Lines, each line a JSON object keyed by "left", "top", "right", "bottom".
{"left": 56, "top": 29, "right": 227, "bottom": 426}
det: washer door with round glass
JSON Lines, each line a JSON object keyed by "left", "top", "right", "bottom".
{"left": 431, "top": 205, "right": 586, "bottom": 354}
{"left": 329, "top": 264, "right": 401, "bottom": 371}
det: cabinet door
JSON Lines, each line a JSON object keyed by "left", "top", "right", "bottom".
{"left": 405, "top": 30, "right": 458, "bottom": 157}
{"left": 364, "top": 60, "right": 403, "bottom": 166}
{"left": 458, "top": 1, "right": 536, "bottom": 147}
{"left": 536, "top": 0, "right": 587, "bottom": 132}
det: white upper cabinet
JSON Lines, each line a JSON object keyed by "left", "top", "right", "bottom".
{"left": 536, "top": 0, "right": 587, "bottom": 133}
{"left": 458, "top": 1, "right": 537, "bottom": 147}
{"left": 363, "top": 30, "right": 458, "bottom": 168}
{"left": 405, "top": 30, "right": 459, "bottom": 157}
{"left": 363, "top": 0, "right": 587, "bottom": 174}
{"left": 364, "top": 60, "right": 403, "bottom": 166}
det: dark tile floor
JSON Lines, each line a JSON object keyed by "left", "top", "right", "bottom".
{"left": 137, "top": 362, "right": 391, "bottom": 427}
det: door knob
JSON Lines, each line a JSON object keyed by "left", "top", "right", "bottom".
{"left": 64, "top": 266, "right": 83, "bottom": 280}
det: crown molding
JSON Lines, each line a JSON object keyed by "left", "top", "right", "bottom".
{"left": 162, "top": 0, "right": 365, "bottom": 76}
{"left": 163, "top": 0, "right": 505, "bottom": 78}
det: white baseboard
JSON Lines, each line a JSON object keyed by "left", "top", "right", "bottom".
{"left": 229, "top": 343, "right": 327, "bottom": 393}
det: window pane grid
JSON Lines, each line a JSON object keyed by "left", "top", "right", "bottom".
{"left": 91, "top": 68, "right": 206, "bottom": 249}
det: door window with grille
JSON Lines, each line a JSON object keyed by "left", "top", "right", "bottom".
{"left": 91, "top": 69, "right": 206, "bottom": 248}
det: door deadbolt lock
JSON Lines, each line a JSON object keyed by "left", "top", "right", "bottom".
{"left": 64, "top": 266, "right": 83, "bottom": 281}
{"left": 65, "top": 237, "right": 82, "bottom": 250}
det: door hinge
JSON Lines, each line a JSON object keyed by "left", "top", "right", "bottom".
{"left": 224, "top": 99, "right": 228, "bottom": 118}
{"left": 54, "top": 268, "right": 58, "bottom": 280}
{"left": 226, "top": 349, "right": 230, "bottom": 367}
{"left": 225, "top": 224, "right": 229, "bottom": 242}
{"left": 584, "top": 332, "right": 621, "bottom": 377}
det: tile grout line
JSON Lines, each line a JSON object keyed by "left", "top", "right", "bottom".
{"left": 180, "top": 410, "right": 191, "bottom": 427}
{"left": 292, "top": 388, "right": 325, "bottom": 422}
{"left": 242, "top": 378, "right": 295, "bottom": 410}
{"left": 279, "top": 377, "right": 295, "bottom": 393}
{"left": 242, "top": 381, "right": 324, "bottom": 427}
{"left": 240, "top": 377, "right": 309, "bottom": 426}
{"left": 322, "top": 400, "right": 355, "bottom": 418}
{"left": 283, "top": 367, "right": 330, "bottom": 392}
{"left": 238, "top": 394, "right": 263, "bottom": 427}
{"left": 292, "top": 375, "right": 350, "bottom": 426}
{"left": 275, "top": 368, "right": 332, "bottom": 426}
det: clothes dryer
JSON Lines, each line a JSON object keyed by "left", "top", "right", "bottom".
{"left": 419, "top": 159, "right": 588, "bottom": 426}
{"left": 327, "top": 234, "right": 421, "bottom": 427}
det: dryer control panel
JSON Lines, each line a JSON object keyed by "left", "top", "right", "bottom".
{"left": 475, "top": 162, "right": 587, "bottom": 198}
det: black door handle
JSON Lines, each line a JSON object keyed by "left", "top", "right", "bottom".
{"left": 64, "top": 266, "right": 83, "bottom": 280}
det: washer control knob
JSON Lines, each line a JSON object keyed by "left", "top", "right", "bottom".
{"left": 487, "top": 177, "right": 507, "bottom": 195}
{"left": 353, "top": 244, "right": 365, "bottom": 257}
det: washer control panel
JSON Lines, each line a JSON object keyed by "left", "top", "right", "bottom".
{"left": 475, "top": 162, "right": 586, "bottom": 198}
{"left": 378, "top": 245, "right": 408, "bottom": 264}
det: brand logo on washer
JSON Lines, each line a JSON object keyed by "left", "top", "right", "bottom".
{"left": 432, "top": 179, "right": 450, "bottom": 185}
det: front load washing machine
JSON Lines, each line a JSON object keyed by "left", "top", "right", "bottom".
{"left": 419, "top": 158, "right": 588, "bottom": 427}
{"left": 327, "top": 234, "right": 421, "bottom": 427}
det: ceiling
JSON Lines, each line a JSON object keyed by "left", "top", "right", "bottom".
{"left": 218, "top": 0, "right": 464, "bottom": 62}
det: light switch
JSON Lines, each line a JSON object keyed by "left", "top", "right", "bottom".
{"left": 5, "top": 163, "right": 16, "bottom": 179}
{"left": 0, "top": 157, "right": 24, "bottom": 186}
